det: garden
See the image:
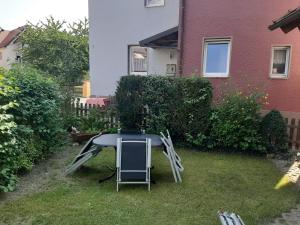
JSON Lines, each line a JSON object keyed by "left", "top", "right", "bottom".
{"left": 0, "top": 18, "right": 300, "bottom": 225}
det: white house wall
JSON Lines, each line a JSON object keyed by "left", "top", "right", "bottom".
{"left": 89, "top": 0, "right": 180, "bottom": 96}
{"left": 148, "top": 48, "right": 177, "bottom": 75}
{"left": 0, "top": 42, "right": 20, "bottom": 68}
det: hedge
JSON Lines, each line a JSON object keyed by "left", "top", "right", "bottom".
{"left": 115, "top": 75, "right": 212, "bottom": 141}
{"left": 0, "top": 65, "right": 63, "bottom": 192}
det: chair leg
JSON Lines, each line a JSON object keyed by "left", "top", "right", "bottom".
{"left": 117, "top": 182, "right": 119, "bottom": 192}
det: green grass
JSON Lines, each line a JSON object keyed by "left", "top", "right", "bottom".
{"left": 0, "top": 148, "right": 299, "bottom": 225}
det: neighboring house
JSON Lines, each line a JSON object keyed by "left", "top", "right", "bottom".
{"left": 89, "top": 0, "right": 180, "bottom": 96}
{"left": 180, "top": 0, "right": 300, "bottom": 117}
{"left": 89, "top": 0, "right": 300, "bottom": 116}
{"left": 0, "top": 26, "right": 25, "bottom": 69}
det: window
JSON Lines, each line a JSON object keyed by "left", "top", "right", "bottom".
{"left": 129, "top": 46, "right": 148, "bottom": 75}
{"left": 145, "top": 0, "right": 165, "bottom": 7}
{"left": 270, "top": 46, "right": 291, "bottom": 78}
{"left": 203, "top": 38, "right": 231, "bottom": 77}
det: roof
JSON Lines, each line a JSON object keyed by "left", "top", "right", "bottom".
{"left": 85, "top": 98, "right": 110, "bottom": 107}
{"left": 139, "top": 26, "right": 178, "bottom": 48}
{"left": 0, "top": 26, "right": 25, "bottom": 48}
{"left": 269, "top": 6, "right": 300, "bottom": 33}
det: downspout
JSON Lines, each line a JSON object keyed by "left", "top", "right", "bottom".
{"left": 177, "top": 0, "right": 185, "bottom": 77}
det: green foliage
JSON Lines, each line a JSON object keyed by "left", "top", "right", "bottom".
{"left": 143, "top": 76, "right": 179, "bottom": 135}
{"left": 0, "top": 69, "right": 19, "bottom": 192}
{"left": 21, "top": 17, "right": 89, "bottom": 120}
{"left": 21, "top": 17, "right": 89, "bottom": 87}
{"left": 261, "top": 110, "right": 288, "bottom": 153}
{"left": 143, "top": 76, "right": 212, "bottom": 139}
{"left": 79, "top": 107, "right": 116, "bottom": 133}
{"left": 7, "top": 65, "right": 63, "bottom": 163}
{"left": 115, "top": 76, "right": 212, "bottom": 140}
{"left": 208, "top": 92, "right": 266, "bottom": 152}
{"left": 116, "top": 76, "right": 146, "bottom": 129}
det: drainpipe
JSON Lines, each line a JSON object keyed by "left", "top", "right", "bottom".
{"left": 177, "top": 0, "right": 185, "bottom": 77}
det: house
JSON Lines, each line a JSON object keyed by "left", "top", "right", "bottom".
{"left": 89, "top": 0, "right": 300, "bottom": 117}
{"left": 180, "top": 0, "right": 300, "bottom": 117}
{"left": 0, "top": 26, "right": 25, "bottom": 68}
{"left": 88, "top": 0, "right": 180, "bottom": 96}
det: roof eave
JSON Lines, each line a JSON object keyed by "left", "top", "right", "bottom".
{"left": 139, "top": 26, "right": 178, "bottom": 48}
{"left": 269, "top": 8, "right": 300, "bottom": 33}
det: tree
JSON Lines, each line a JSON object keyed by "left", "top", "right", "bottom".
{"left": 20, "top": 16, "right": 89, "bottom": 88}
{"left": 20, "top": 17, "right": 89, "bottom": 119}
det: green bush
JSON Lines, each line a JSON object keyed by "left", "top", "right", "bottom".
{"left": 115, "top": 75, "right": 212, "bottom": 140}
{"left": 7, "top": 65, "right": 63, "bottom": 164}
{"left": 261, "top": 110, "right": 288, "bottom": 153}
{"left": 79, "top": 107, "right": 116, "bottom": 133}
{"left": 143, "top": 76, "right": 180, "bottom": 136}
{"left": 116, "top": 75, "right": 146, "bottom": 130}
{"left": 0, "top": 70, "right": 19, "bottom": 192}
{"left": 209, "top": 92, "right": 266, "bottom": 153}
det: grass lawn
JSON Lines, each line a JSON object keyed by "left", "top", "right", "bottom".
{"left": 0, "top": 147, "right": 299, "bottom": 225}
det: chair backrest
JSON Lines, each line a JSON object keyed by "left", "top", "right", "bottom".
{"left": 117, "top": 138, "right": 151, "bottom": 181}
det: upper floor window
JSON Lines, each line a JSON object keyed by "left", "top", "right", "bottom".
{"left": 270, "top": 46, "right": 291, "bottom": 78}
{"left": 203, "top": 38, "right": 231, "bottom": 77}
{"left": 129, "top": 46, "right": 148, "bottom": 75}
{"left": 145, "top": 0, "right": 165, "bottom": 7}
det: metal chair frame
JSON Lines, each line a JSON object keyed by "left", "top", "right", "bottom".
{"left": 116, "top": 138, "right": 152, "bottom": 191}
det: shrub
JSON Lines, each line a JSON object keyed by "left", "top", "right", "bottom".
{"left": 261, "top": 110, "right": 288, "bottom": 153}
{"left": 115, "top": 75, "right": 212, "bottom": 141}
{"left": 79, "top": 107, "right": 116, "bottom": 133}
{"left": 209, "top": 92, "right": 266, "bottom": 153}
{"left": 143, "top": 76, "right": 180, "bottom": 136}
{"left": 7, "top": 65, "right": 63, "bottom": 164}
{"left": 116, "top": 75, "right": 145, "bottom": 129}
{"left": 0, "top": 69, "right": 19, "bottom": 192}
{"left": 181, "top": 77, "right": 212, "bottom": 138}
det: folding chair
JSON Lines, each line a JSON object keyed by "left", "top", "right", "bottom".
{"left": 160, "top": 130, "right": 184, "bottom": 183}
{"left": 65, "top": 133, "right": 103, "bottom": 175}
{"left": 218, "top": 211, "right": 246, "bottom": 225}
{"left": 116, "top": 138, "right": 151, "bottom": 191}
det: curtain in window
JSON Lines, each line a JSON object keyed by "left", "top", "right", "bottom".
{"left": 130, "top": 47, "right": 147, "bottom": 73}
{"left": 273, "top": 49, "right": 287, "bottom": 74}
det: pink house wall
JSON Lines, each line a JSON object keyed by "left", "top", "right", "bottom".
{"left": 181, "top": 0, "right": 300, "bottom": 113}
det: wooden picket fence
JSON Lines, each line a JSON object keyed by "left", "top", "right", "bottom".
{"left": 71, "top": 102, "right": 119, "bottom": 129}
{"left": 286, "top": 117, "right": 300, "bottom": 151}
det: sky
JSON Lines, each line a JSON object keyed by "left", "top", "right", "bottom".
{"left": 0, "top": 0, "right": 88, "bottom": 30}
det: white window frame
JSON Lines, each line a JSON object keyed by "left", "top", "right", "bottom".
{"left": 270, "top": 46, "right": 291, "bottom": 79}
{"left": 202, "top": 38, "right": 232, "bottom": 78}
{"left": 145, "top": 0, "right": 165, "bottom": 8}
{"left": 129, "top": 45, "right": 148, "bottom": 76}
